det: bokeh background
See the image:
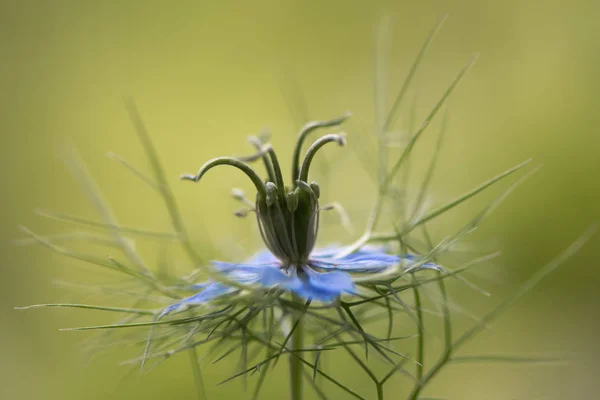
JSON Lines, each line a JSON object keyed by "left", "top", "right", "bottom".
{"left": 2, "top": 1, "right": 599, "bottom": 399}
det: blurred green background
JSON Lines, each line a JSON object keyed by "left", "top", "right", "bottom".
{"left": 2, "top": 1, "right": 599, "bottom": 399}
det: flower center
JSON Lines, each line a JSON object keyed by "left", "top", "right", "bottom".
{"left": 256, "top": 180, "right": 318, "bottom": 264}
{"left": 180, "top": 113, "right": 350, "bottom": 265}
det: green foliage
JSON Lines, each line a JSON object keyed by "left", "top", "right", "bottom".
{"left": 16, "top": 15, "right": 594, "bottom": 400}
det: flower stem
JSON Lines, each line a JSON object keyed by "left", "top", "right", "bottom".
{"left": 289, "top": 295, "right": 305, "bottom": 400}
{"left": 412, "top": 280, "right": 424, "bottom": 384}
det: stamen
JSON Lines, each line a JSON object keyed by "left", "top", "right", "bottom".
{"left": 231, "top": 188, "right": 245, "bottom": 200}
{"left": 233, "top": 208, "right": 254, "bottom": 218}
{"left": 180, "top": 157, "right": 266, "bottom": 198}
{"left": 231, "top": 188, "right": 255, "bottom": 208}
{"left": 298, "top": 134, "right": 346, "bottom": 183}
{"left": 319, "top": 202, "right": 354, "bottom": 233}
{"left": 291, "top": 113, "right": 351, "bottom": 182}
{"left": 244, "top": 137, "right": 276, "bottom": 183}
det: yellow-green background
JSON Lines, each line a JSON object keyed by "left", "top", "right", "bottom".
{"left": 2, "top": 1, "right": 599, "bottom": 399}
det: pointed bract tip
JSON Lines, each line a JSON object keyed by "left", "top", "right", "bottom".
{"left": 180, "top": 174, "right": 197, "bottom": 181}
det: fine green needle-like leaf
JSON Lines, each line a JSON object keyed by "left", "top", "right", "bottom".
{"left": 383, "top": 13, "right": 448, "bottom": 133}
{"left": 36, "top": 209, "right": 179, "bottom": 239}
{"left": 188, "top": 347, "right": 207, "bottom": 400}
{"left": 385, "top": 54, "right": 478, "bottom": 186}
{"left": 453, "top": 227, "right": 596, "bottom": 350}
{"left": 450, "top": 354, "right": 566, "bottom": 365}
{"left": 404, "top": 158, "right": 532, "bottom": 234}
{"left": 106, "top": 152, "right": 161, "bottom": 190}
{"left": 15, "top": 303, "right": 154, "bottom": 315}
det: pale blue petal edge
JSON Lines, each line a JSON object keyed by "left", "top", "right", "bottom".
{"left": 288, "top": 266, "right": 355, "bottom": 302}
{"left": 161, "top": 246, "right": 441, "bottom": 315}
{"left": 312, "top": 246, "right": 442, "bottom": 273}
{"left": 159, "top": 282, "right": 235, "bottom": 318}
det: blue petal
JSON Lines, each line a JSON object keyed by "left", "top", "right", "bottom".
{"left": 211, "top": 261, "right": 288, "bottom": 286}
{"left": 244, "top": 250, "right": 280, "bottom": 264}
{"left": 161, "top": 260, "right": 289, "bottom": 318}
{"left": 190, "top": 282, "right": 211, "bottom": 290}
{"left": 283, "top": 266, "right": 355, "bottom": 302}
{"left": 309, "top": 244, "right": 346, "bottom": 258}
{"left": 311, "top": 246, "right": 442, "bottom": 273}
{"left": 311, "top": 248, "right": 400, "bottom": 273}
{"left": 311, "top": 244, "right": 388, "bottom": 258}
{"left": 400, "top": 254, "right": 443, "bottom": 272}
{"left": 211, "top": 261, "right": 355, "bottom": 301}
{"left": 159, "top": 282, "right": 234, "bottom": 318}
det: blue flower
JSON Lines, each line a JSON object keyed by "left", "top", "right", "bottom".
{"left": 161, "top": 246, "right": 440, "bottom": 316}
{"left": 163, "top": 115, "right": 441, "bottom": 316}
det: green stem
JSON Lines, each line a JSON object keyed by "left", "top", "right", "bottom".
{"left": 188, "top": 347, "right": 207, "bottom": 400}
{"left": 289, "top": 295, "right": 305, "bottom": 400}
{"left": 412, "top": 280, "right": 424, "bottom": 384}
{"left": 408, "top": 277, "right": 452, "bottom": 400}
{"left": 408, "top": 227, "right": 452, "bottom": 400}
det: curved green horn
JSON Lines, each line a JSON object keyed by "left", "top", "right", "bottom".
{"left": 180, "top": 157, "right": 266, "bottom": 197}
{"left": 298, "top": 134, "right": 346, "bottom": 183}
{"left": 242, "top": 140, "right": 277, "bottom": 184}
{"left": 236, "top": 143, "right": 271, "bottom": 163}
{"left": 291, "top": 112, "right": 351, "bottom": 182}
{"left": 265, "top": 146, "right": 286, "bottom": 199}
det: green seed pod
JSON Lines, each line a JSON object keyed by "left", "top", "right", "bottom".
{"left": 286, "top": 190, "right": 299, "bottom": 213}
{"left": 234, "top": 209, "right": 248, "bottom": 218}
{"left": 310, "top": 181, "right": 321, "bottom": 199}
{"left": 265, "top": 181, "right": 278, "bottom": 206}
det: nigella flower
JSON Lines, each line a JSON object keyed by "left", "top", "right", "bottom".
{"left": 162, "top": 114, "right": 440, "bottom": 317}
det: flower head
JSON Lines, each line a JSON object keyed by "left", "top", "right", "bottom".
{"left": 163, "top": 114, "right": 440, "bottom": 316}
